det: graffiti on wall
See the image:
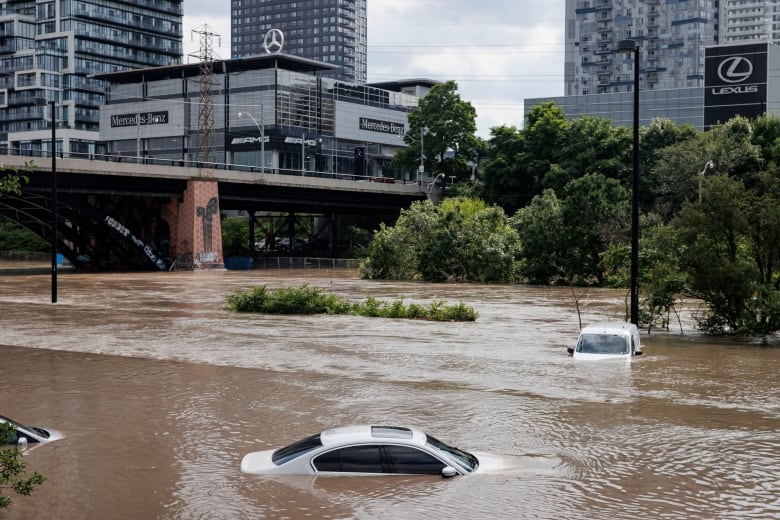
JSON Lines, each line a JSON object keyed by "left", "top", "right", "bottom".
{"left": 195, "top": 251, "right": 219, "bottom": 268}
{"left": 173, "top": 253, "right": 193, "bottom": 271}
{"left": 196, "top": 197, "right": 219, "bottom": 252}
{"left": 104, "top": 216, "right": 167, "bottom": 270}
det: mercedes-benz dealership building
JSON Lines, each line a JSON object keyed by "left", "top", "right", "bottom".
{"left": 96, "top": 54, "right": 434, "bottom": 181}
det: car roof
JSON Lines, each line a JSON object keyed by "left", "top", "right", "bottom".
{"left": 320, "top": 425, "right": 428, "bottom": 448}
{"left": 580, "top": 321, "right": 638, "bottom": 335}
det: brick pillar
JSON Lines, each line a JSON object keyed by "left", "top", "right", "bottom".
{"left": 174, "top": 178, "right": 223, "bottom": 270}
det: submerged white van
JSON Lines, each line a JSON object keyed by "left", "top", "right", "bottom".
{"left": 567, "top": 321, "right": 643, "bottom": 360}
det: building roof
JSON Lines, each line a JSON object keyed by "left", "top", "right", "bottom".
{"left": 94, "top": 53, "right": 337, "bottom": 84}
{"left": 367, "top": 79, "right": 440, "bottom": 91}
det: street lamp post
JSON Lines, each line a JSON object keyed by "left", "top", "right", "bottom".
{"left": 418, "top": 126, "right": 428, "bottom": 191}
{"left": 36, "top": 97, "right": 57, "bottom": 303}
{"left": 618, "top": 38, "right": 640, "bottom": 325}
{"left": 237, "top": 107, "right": 264, "bottom": 175}
{"left": 301, "top": 133, "right": 306, "bottom": 175}
{"left": 698, "top": 160, "right": 714, "bottom": 203}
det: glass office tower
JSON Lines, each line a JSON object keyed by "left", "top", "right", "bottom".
{"left": 0, "top": 0, "right": 183, "bottom": 156}
{"left": 231, "top": 0, "right": 367, "bottom": 84}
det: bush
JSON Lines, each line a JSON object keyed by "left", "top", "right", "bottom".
{"left": 225, "top": 284, "right": 478, "bottom": 322}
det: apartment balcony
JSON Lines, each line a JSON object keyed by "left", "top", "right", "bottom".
{"left": 596, "top": 0, "right": 612, "bottom": 10}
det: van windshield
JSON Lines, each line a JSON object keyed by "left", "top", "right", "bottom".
{"left": 577, "top": 333, "right": 629, "bottom": 355}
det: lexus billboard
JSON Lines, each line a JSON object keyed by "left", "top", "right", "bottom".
{"left": 704, "top": 44, "right": 768, "bottom": 128}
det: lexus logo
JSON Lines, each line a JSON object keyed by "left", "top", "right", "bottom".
{"left": 717, "top": 56, "right": 753, "bottom": 84}
{"left": 263, "top": 28, "right": 284, "bottom": 54}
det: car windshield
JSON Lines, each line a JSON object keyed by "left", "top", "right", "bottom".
{"left": 425, "top": 434, "right": 479, "bottom": 473}
{"left": 577, "top": 333, "right": 629, "bottom": 355}
{"left": 271, "top": 433, "right": 323, "bottom": 465}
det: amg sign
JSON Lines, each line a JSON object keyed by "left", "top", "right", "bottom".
{"left": 359, "top": 117, "right": 405, "bottom": 136}
{"left": 231, "top": 136, "right": 269, "bottom": 145}
{"left": 110, "top": 111, "right": 169, "bottom": 128}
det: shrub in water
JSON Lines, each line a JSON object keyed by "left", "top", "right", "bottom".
{"left": 225, "top": 285, "right": 478, "bottom": 322}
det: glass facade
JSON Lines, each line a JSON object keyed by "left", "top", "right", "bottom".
{"left": 231, "top": 0, "right": 367, "bottom": 84}
{"left": 525, "top": 87, "right": 705, "bottom": 130}
{"left": 100, "top": 57, "right": 425, "bottom": 179}
{"left": 0, "top": 0, "right": 183, "bottom": 154}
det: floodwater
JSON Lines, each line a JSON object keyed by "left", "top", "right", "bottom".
{"left": 0, "top": 268, "right": 778, "bottom": 520}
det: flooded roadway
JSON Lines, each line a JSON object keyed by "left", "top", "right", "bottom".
{"left": 0, "top": 269, "right": 778, "bottom": 519}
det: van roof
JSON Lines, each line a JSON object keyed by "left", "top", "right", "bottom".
{"left": 580, "top": 321, "right": 638, "bottom": 335}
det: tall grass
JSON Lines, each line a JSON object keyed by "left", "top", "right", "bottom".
{"left": 225, "top": 284, "right": 478, "bottom": 322}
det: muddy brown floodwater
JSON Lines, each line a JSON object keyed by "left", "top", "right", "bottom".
{"left": 0, "top": 268, "right": 778, "bottom": 519}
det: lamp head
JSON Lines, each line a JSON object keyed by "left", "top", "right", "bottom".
{"left": 617, "top": 39, "right": 639, "bottom": 53}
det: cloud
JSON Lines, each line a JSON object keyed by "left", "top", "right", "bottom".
{"left": 183, "top": 1, "right": 565, "bottom": 137}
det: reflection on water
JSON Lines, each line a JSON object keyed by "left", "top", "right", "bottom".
{"left": 0, "top": 269, "right": 778, "bottom": 519}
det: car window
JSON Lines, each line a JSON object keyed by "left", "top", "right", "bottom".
{"left": 383, "top": 445, "right": 447, "bottom": 475}
{"left": 577, "top": 334, "right": 628, "bottom": 354}
{"left": 313, "top": 445, "right": 383, "bottom": 473}
{"left": 426, "top": 434, "right": 478, "bottom": 473}
{"left": 272, "top": 433, "right": 323, "bottom": 465}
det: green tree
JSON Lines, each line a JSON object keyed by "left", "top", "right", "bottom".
{"left": 751, "top": 114, "right": 780, "bottom": 165}
{"left": 672, "top": 174, "right": 774, "bottom": 334}
{"left": 393, "top": 81, "right": 480, "bottom": 180}
{"left": 652, "top": 116, "right": 763, "bottom": 220}
{"left": 482, "top": 102, "right": 568, "bottom": 214}
{"left": 221, "top": 216, "right": 251, "bottom": 258}
{"left": 512, "top": 189, "right": 565, "bottom": 284}
{"left": 0, "top": 163, "right": 30, "bottom": 197}
{"left": 639, "top": 117, "right": 698, "bottom": 210}
{"left": 481, "top": 125, "right": 529, "bottom": 213}
{"left": 546, "top": 115, "right": 632, "bottom": 193}
{"left": 359, "top": 200, "right": 438, "bottom": 281}
{"left": 560, "top": 173, "right": 630, "bottom": 284}
{"left": 0, "top": 422, "right": 46, "bottom": 509}
{"left": 359, "top": 197, "right": 520, "bottom": 283}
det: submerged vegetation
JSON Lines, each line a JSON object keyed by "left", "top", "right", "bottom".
{"left": 224, "top": 284, "right": 478, "bottom": 321}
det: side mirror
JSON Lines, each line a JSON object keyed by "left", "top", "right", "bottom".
{"left": 441, "top": 466, "right": 458, "bottom": 478}
{"left": 17, "top": 436, "right": 27, "bottom": 450}
{"left": 634, "top": 350, "right": 643, "bottom": 356}
{"left": 567, "top": 347, "right": 574, "bottom": 355}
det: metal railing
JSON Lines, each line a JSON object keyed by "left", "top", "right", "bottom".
{"left": 0, "top": 147, "right": 418, "bottom": 186}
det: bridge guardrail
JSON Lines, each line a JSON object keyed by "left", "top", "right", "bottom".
{"left": 0, "top": 147, "right": 420, "bottom": 186}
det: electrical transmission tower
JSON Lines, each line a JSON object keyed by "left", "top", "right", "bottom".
{"left": 190, "top": 25, "right": 220, "bottom": 165}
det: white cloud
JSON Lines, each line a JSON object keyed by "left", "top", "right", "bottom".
{"left": 183, "top": 1, "right": 565, "bottom": 137}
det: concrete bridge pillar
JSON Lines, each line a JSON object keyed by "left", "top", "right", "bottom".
{"left": 169, "top": 178, "right": 223, "bottom": 270}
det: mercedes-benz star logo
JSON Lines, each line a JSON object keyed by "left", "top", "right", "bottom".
{"left": 717, "top": 56, "right": 753, "bottom": 84}
{"left": 263, "top": 28, "right": 284, "bottom": 54}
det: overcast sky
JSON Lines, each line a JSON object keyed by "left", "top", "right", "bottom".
{"left": 182, "top": 1, "right": 565, "bottom": 138}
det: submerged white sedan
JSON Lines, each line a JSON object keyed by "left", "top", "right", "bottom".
{"left": 1, "top": 414, "right": 63, "bottom": 448}
{"left": 241, "top": 425, "right": 507, "bottom": 477}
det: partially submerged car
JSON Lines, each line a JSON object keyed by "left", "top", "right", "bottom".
{"left": 1, "top": 414, "right": 63, "bottom": 448}
{"left": 568, "top": 321, "right": 643, "bottom": 360}
{"left": 241, "top": 425, "right": 506, "bottom": 477}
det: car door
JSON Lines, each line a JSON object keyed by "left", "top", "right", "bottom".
{"left": 312, "top": 444, "right": 384, "bottom": 474}
{"left": 382, "top": 444, "right": 449, "bottom": 475}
